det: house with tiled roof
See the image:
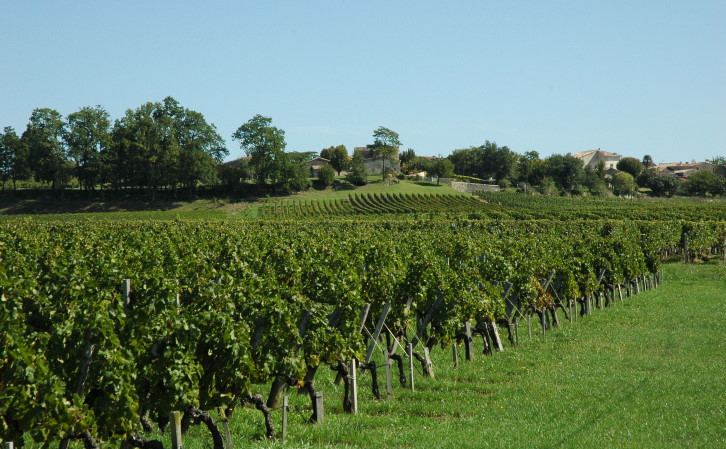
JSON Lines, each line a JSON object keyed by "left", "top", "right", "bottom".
{"left": 307, "top": 157, "right": 331, "bottom": 177}
{"left": 654, "top": 161, "right": 721, "bottom": 179}
{"left": 572, "top": 149, "right": 622, "bottom": 170}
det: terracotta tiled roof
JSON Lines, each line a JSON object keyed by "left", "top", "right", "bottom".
{"left": 572, "top": 149, "right": 621, "bottom": 158}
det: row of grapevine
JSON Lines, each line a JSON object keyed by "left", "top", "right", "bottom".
{"left": 2, "top": 219, "right": 725, "bottom": 448}
{"left": 475, "top": 191, "right": 726, "bottom": 221}
{"left": 260, "top": 193, "right": 486, "bottom": 218}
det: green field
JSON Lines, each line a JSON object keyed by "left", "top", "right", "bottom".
{"left": 134, "top": 261, "right": 725, "bottom": 449}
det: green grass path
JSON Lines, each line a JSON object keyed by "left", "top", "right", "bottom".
{"left": 239, "top": 261, "right": 725, "bottom": 449}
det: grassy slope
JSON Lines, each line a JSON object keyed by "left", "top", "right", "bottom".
{"left": 168, "top": 261, "right": 724, "bottom": 449}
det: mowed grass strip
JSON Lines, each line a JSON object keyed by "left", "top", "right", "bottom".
{"left": 214, "top": 261, "right": 724, "bottom": 449}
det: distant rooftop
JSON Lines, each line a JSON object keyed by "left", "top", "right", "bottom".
{"left": 571, "top": 148, "right": 621, "bottom": 158}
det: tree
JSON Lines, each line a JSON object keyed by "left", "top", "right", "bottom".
{"left": 611, "top": 171, "right": 638, "bottom": 196}
{"left": 428, "top": 158, "right": 454, "bottom": 185}
{"left": 0, "top": 126, "right": 31, "bottom": 190}
{"left": 616, "top": 157, "right": 644, "bottom": 178}
{"left": 65, "top": 105, "right": 111, "bottom": 191}
{"left": 516, "top": 150, "right": 541, "bottom": 184}
{"left": 543, "top": 154, "right": 584, "bottom": 192}
{"left": 478, "top": 141, "right": 518, "bottom": 181}
{"left": 686, "top": 170, "right": 724, "bottom": 196}
{"left": 449, "top": 141, "right": 518, "bottom": 182}
{"left": 318, "top": 164, "right": 335, "bottom": 187}
{"left": 400, "top": 148, "right": 416, "bottom": 165}
{"left": 642, "top": 154, "right": 655, "bottom": 168}
{"left": 21, "top": 108, "right": 70, "bottom": 190}
{"left": 276, "top": 152, "right": 311, "bottom": 193}
{"left": 448, "top": 147, "right": 478, "bottom": 177}
{"left": 637, "top": 169, "right": 678, "bottom": 197}
{"left": 346, "top": 152, "right": 368, "bottom": 186}
{"left": 404, "top": 156, "right": 431, "bottom": 174}
{"left": 368, "top": 126, "right": 400, "bottom": 180}
{"left": 327, "top": 145, "right": 349, "bottom": 175}
{"left": 710, "top": 156, "right": 725, "bottom": 167}
{"left": 232, "top": 115, "right": 286, "bottom": 185}
{"left": 169, "top": 100, "right": 227, "bottom": 197}
{"left": 108, "top": 101, "right": 180, "bottom": 199}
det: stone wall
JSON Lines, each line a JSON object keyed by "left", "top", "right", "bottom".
{"left": 450, "top": 182, "right": 500, "bottom": 193}
{"left": 364, "top": 159, "right": 400, "bottom": 175}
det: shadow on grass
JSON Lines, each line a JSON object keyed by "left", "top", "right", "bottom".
{"left": 413, "top": 181, "right": 445, "bottom": 187}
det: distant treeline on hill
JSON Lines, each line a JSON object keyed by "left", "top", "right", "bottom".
{"left": 2, "top": 98, "right": 724, "bottom": 199}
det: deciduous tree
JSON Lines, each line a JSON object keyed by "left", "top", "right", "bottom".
{"left": 65, "top": 105, "right": 111, "bottom": 191}
{"left": 428, "top": 158, "right": 454, "bottom": 185}
{"left": 232, "top": 115, "right": 286, "bottom": 185}
{"left": 346, "top": 152, "right": 368, "bottom": 186}
{"left": 0, "top": 126, "right": 31, "bottom": 190}
{"left": 611, "top": 171, "right": 638, "bottom": 196}
{"left": 322, "top": 145, "right": 349, "bottom": 175}
{"left": 616, "top": 157, "right": 644, "bottom": 178}
{"left": 21, "top": 108, "right": 69, "bottom": 190}
{"left": 368, "top": 126, "right": 400, "bottom": 180}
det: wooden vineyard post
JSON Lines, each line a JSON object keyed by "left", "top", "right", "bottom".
{"left": 349, "top": 359, "right": 358, "bottom": 414}
{"left": 313, "top": 391, "right": 324, "bottom": 423}
{"left": 282, "top": 396, "right": 289, "bottom": 439}
{"left": 464, "top": 321, "right": 475, "bottom": 361}
{"left": 527, "top": 313, "right": 532, "bottom": 339}
{"left": 6, "top": 442, "right": 14, "bottom": 449}
{"left": 365, "top": 303, "right": 390, "bottom": 364}
{"left": 423, "top": 347, "right": 434, "bottom": 380}
{"left": 122, "top": 279, "right": 131, "bottom": 309}
{"left": 219, "top": 407, "right": 233, "bottom": 449}
{"left": 407, "top": 342, "right": 415, "bottom": 391}
{"left": 489, "top": 322, "right": 504, "bottom": 352}
{"left": 170, "top": 411, "right": 183, "bottom": 449}
{"left": 452, "top": 343, "right": 459, "bottom": 369}
{"left": 569, "top": 299, "right": 573, "bottom": 323}
{"left": 358, "top": 304, "right": 371, "bottom": 334}
{"left": 383, "top": 349, "right": 393, "bottom": 400}
{"left": 682, "top": 233, "right": 689, "bottom": 264}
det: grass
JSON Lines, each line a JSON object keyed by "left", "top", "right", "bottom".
{"left": 130, "top": 260, "right": 726, "bottom": 449}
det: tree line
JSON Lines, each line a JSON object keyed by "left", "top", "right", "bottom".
{"left": 2, "top": 100, "right": 723, "bottom": 198}
{"left": 399, "top": 142, "right": 725, "bottom": 197}
{"left": 0, "top": 97, "right": 230, "bottom": 199}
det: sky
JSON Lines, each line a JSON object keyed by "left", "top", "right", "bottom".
{"left": 1, "top": 0, "right": 724, "bottom": 164}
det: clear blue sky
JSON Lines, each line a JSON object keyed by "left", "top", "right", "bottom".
{"left": 2, "top": 0, "right": 724, "bottom": 164}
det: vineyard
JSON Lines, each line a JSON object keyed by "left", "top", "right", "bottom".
{"left": 259, "top": 193, "right": 486, "bottom": 218}
{"left": 257, "top": 190, "right": 726, "bottom": 221}
{"left": 2, "top": 217, "right": 725, "bottom": 449}
{"left": 475, "top": 191, "right": 726, "bottom": 221}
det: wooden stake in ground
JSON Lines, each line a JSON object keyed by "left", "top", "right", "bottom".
{"left": 170, "top": 411, "right": 183, "bottom": 449}
{"left": 282, "top": 396, "right": 288, "bottom": 440}
{"left": 407, "top": 342, "right": 415, "bottom": 391}
{"left": 350, "top": 359, "right": 358, "bottom": 414}
{"left": 313, "top": 392, "right": 324, "bottom": 423}
{"left": 383, "top": 349, "right": 393, "bottom": 400}
{"left": 122, "top": 279, "right": 131, "bottom": 309}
